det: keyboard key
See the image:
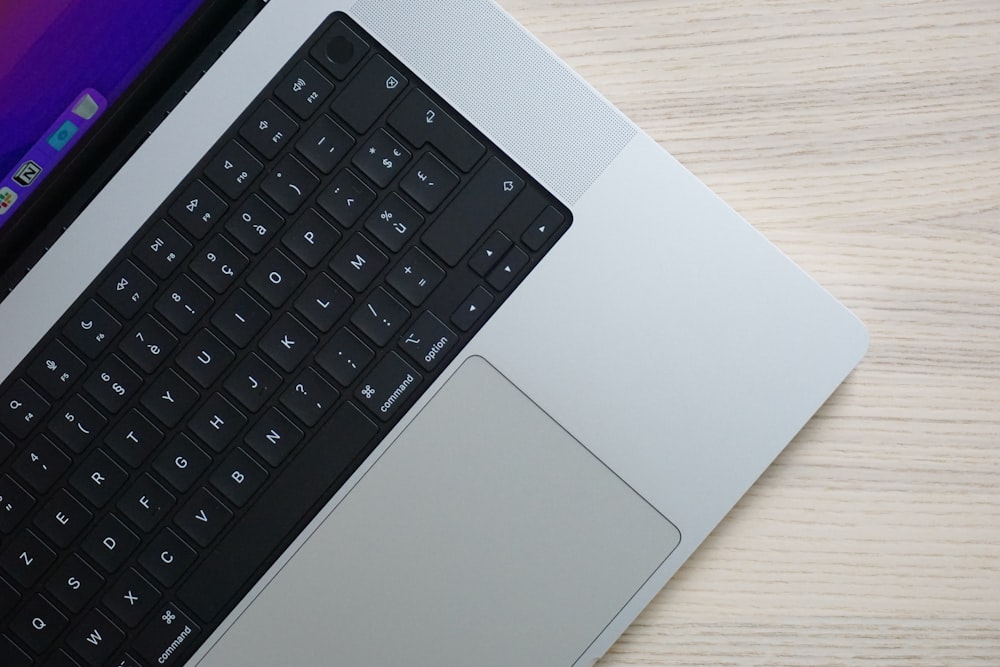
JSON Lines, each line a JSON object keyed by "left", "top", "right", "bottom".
{"left": 49, "top": 393, "right": 106, "bottom": 454}
{"left": 399, "top": 152, "right": 459, "bottom": 212}
{"left": 179, "top": 403, "right": 377, "bottom": 621}
{"left": 46, "top": 554, "right": 104, "bottom": 613}
{"left": 138, "top": 529, "right": 196, "bottom": 587}
{"left": 176, "top": 329, "right": 235, "bottom": 388}
{"left": 330, "top": 232, "right": 387, "bottom": 291}
{"left": 225, "top": 194, "right": 284, "bottom": 254}
{"left": 175, "top": 487, "right": 232, "bottom": 548}
{"left": 351, "top": 286, "right": 410, "bottom": 347}
{"left": 118, "top": 474, "right": 175, "bottom": 533}
{"left": 103, "top": 568, "right": 160, "bottom": 628}
{"left": 276, "top": 60, "right": 334, "bottom": 119}
{"left": 0, "top": 529, "right": 56, "bottom": 587}
{"left": 69, "top": 449, "right": 128, "bottom": 508}
{"left": 189, "top": 393, "right": 247, "bottom": 453}
{"left": 388, "top": 89, "right": 485, "bottom": 172}
{"left": 105, "top": 410, "right": 163, "bottom": 468}
{"left": 141, "top": 369, "right": 199, "bottom": 428}
{"left": 99, "top": 260, "right": 157, "bottom": 320}
{"left": 156, "top": 275, "right": 214, "bottom": 334}
{"left": 120, "top": 315, "right": 178, "bottom": 374}
{"left": 33, "top": 489, "right": 92, "bottom": 548}
{"left": 522, "top": 205, "right": 564, "bottom": 251}
{"left": 84, "top": 354, "right": 142, "bottom": 414}
{"left": 332, "top": 55, "right": 407, "bottom": 133}
{"left": 469, "top": 231, "right": 512, "bottom": 277}
{"left": 204, "top": 140, "right": 263, "bottom": 200}
{"left": 66, "top": 608, "right": 124, "bottom": 666}
{"left": 13, "top": 435, "right": 71, "bottom": 494}
{"left": 210, "top": 448, "right": 267, "bottom": 508}
{"left": 316, "top": 327, "right": 373, "bottom": 387}
{"left": 0, "top": 577, "right": 20, "bottom": 619}
{"left": 282, "top": 208, "right": 341, "bottom": 268}
{"left": 364, "top": 192, "right": 423, "bottom": 252}
{"left": 0, "top": 433, "right": 11, "bottom": 464}
{"left": 239, "top": 100, "right": 299, "bottom": 160}
{"left": 317, "top": 168, "right": 375, "bottom": 227}
{"left": 168, "top": 180, "right": 227, "bottom": 239}
{"left": 211, "top": 288, "right": 270, "bottom": 348}
{"left": 10, "top": 594, "right": 67, "bottom": 654}
{"left": 452, "top": 286, "right": 494, "bottom": 332}
{"left": 310, "top": 21, "right": 369, "bottom": 80}
{"left": 190, "top": 234, "right": 249, "bottom": 294}
{"left": 259, "top": 313, "right": 317, "bottom": 372}
{"left": 49, "top": 649, "right": 83, "bottom": 667}
{"left": 386, "top": 247, "right": 445, "bottom": 307}
{"left": 423, "top": 157, "right": 524, "bottom": 266}
{"left": 63, "top": 299, "right": 121, "bottom": 360}
{"left": 0, "top": 634, "right": 31, "bottom": 667}
{"left": 351, "top": 129, "right": 411, "bottom": 188}
{"left": 296, "top": 114, "right": 353, "bottom": 174}
{"left": 133, "top": 220, "right": 192, "bottom": 279}
{"left": 487, "top": 246, "right": 530, "bottom": 291}
{"left": 245, "top": 408, "right": 303, "bottom": 466}
{"left": 224, "top": 353, "right": 282, "bottom": 413}
{"left": 28, "top": 339, "right": 86, "bottom": 399}
{"left": 0, "top": 380, "right": 50, "bottom": 439}
{"left": 280, "top": 367, "right": 339, "bottom": 427}
{"left": 82, "top": 514, "right": 140, "bottom": 574}
{"left": 0, "top": 475, "right": 35, "bottom": 534}
{"left": 355, "top": 352, "right": 422, "bottom": 422}
{"left": 260, "top": 154, "right": 319, "bottom": 214}
{"left": 247, "top": 249, "right": 306, "bottom": 308}
{"left": 399, "top": 311, "right": 458, "bottom": 372}
{"left": 132, "top": 603, "right": 199, "bottom": 666}
{"left": 153, "top": 434, "right": 211, "bottom": 493}
{"left": 294, "top": 273, "right": 352, "bottom": 332}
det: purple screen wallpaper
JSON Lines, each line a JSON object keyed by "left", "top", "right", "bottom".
{"left": 0, "top": 0, "right": 205, "bottom": 225}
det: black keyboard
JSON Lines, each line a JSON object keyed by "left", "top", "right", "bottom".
{"left": 0, "top": 13, "right": 569, "bottom": 666}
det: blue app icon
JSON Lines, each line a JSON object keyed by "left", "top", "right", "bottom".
{"left": 48, "top": 120, "right": 80, "bottom": 151}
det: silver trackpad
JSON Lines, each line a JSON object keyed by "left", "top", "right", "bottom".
{"left": 197, "top": 356, "right": 680, "bottom": 666}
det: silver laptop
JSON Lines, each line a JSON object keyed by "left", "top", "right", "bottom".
{"left": 0, "top": 1, "right": 867, "bottom": 665}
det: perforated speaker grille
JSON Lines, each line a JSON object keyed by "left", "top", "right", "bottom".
{"left": 351, "top": 0, "right": 636, "bottom": 205}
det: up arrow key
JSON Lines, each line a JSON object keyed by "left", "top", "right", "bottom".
{"left": 521, "top": 206, "right": 564, "bottom": 252}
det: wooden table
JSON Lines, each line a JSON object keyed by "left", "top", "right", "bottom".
{"left": 497, "top": 2, "right": 1000, "bottom": 664}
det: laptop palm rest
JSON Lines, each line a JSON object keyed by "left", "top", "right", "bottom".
{"left": 196, "top": 355, "right": 680, "bottom": 666}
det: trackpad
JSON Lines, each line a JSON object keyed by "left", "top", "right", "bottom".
{"left": 198, "top": 356, "right": 680, "bottom": 666}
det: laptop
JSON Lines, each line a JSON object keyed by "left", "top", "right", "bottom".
{"left": 0, "top": 1, "right": 868, "bottom": 665}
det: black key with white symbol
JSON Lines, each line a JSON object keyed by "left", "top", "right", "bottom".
{"left": 141, "top": 369, "right": 199, "bottom": 428}
{"left": 156, "top": 275, "right": 213, "bottom": 334}
{"left": 13, "top": 434, "right": 70, "bottom": 493}
{"left": 316, "top": 327, "right": 373, "bottom": 387}
{"left": 69, "top": 449, "right": 128, "bottom": 508}
{"left": 105, "top": 410, "right": 162, "bottom": 468}
{"left": 204, "top": 140, "right": 263, "bottom": 200}
{"left": 295, "top": 273, "right": 352, "bottom": 332}
{"left": 190, "top": 234, "right": 249, "bottom": 293}
{"left": 332, "top": 55, "right": 407, "bottom": 133}
{"left": 276, "top": 60, "right": 335, "bottom": 118}
{"left": 259, "top": 313, "right": 317, "bottom": 372}
{"left": 423, "top": 157, "right": 524, "bottom": 266}
{"left": 245, "top": 408, "right": 303, "bottom": 467}
{"left": 118, "top": 474, "right": 174, "bottom": 533}
{"left": 103, "top": 568, "right": 160, "bottom": 628}
{"left": 469, "top": 231, "right": 512, "bottom": 277}
{"left": 175, "top": 487, "right": 232, "bottom": 548}
{"left": 139, "top": 529, "right": 197, "bottom": 588}
{"left": 296, "top": 114, "right": 354, "bottom": 173}
{"left": 225, "top": 194, "right": 284, "bottom": 254}
{"left": 134, "top": 220, "right": 192, "bottom": 279}
{"left": 0, "top": 379, "right": 49, "bottom": 439}
{"left": 211, "top": 289, "right": 270, "bottom": 348}
{"left": 224, "top": 353, "right": 282, "bottom": 413}
{"left": 310, "top": 21, "right": 368, "bottom": 80}
{"left": 34, "top": 489, "right": 92, "bottom": 548}
{"left": 317, "top": 168, "right": 376, "bottom": 227}
{"left": 487, "top": 246, "right": 530, "bottom": 291}
{"left": 365, "top": 192, "right": 423, "bottom": 252}
{"left": 189, "top": 393, "right": 247, "bottom": 453}
{"left": 84, "top": 354, "right": 142, "bottom": 414}
{"left": 82, "top": 513, "right": 139, "bottom": 573}
{"left": 452, "top": 286, "right": 494, "bottom": 331}
{"left": 0, "top": 475, "right": 34, "bottom": 534}
{"left": 28, "top": 339, "right": 86, "bottom": 399}
{"left": 153, "top": 434, "right": 211, "bottom": 494}
{"left": 352, "top": 129, "right": 411, "bottom": 188}
{"left": 10, "top": 594, "right": 67, "bottom": 654}
{"left": 281, "top": 367, "right": 339, "bottom": 427}
{"left": 330, "top": 232, "right": 387, "bottom": 291}
{"left": 386, "top": 247, "right": 445, "bottom": 307}
{"left": 261, "top": 154, "right": 319, "bottom": 214}
{"left": 283, "top": 208, "right": 341, "bottom": 268}
{"left": 66, "top": 608, "right": 124, "bottom": 666}
{"left": 399, "top": 311, "right": 457, "bottom": 372}
{"left": 400, "top": 152, "right": 460, "bottom": 212}
{"left": 0, "top": 529, "right": 56, "bottom": 587}
{"left": 64, "top": 299, "right": 120, "bottom": 360}
{"left": 46, "top": 554, "right": 104, "bottom": 613}
{"left": 351, "top": 287, "right": 410, "bottom": 347}
{"left": 99, "top": 260, "right": 156, "bottom": 320}
{"left": 133, "top": 603, "right": 199, "bottom": 667}
{"left": 356, "top": 352, "right": 422, "bottom": 422}
{"left": 210, "top": 448, "right": 267, "bottom": 507}
{"left": 388, "top": 89, "right": 485, "bottom": 172}
{"left": 176, "top": 329, "right": 235, "bottom": 388}
{"left": 168, "top": 180, "right": 227, "bottom": 239}
{"left": 247, "top": 249, "right": 306, "bottom": 308}
{"left": 522, "top": 205, "right": 564, "bottom": 251}
{"left": 239, "top": 99, "right": 299, "bottom": 160}
{"left": 120, "top": 315, "right": 177, "bottom": 374}
{"left": 49, "top": 393, "right": 106, "bottom": 454}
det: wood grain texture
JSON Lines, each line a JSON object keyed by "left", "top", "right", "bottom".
{"left": 495, "top": 1, "right": 1000, "bottom": 664}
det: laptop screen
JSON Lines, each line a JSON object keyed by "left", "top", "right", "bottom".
{"left": 0, "top": 0, "right": 207, "bottom": 226}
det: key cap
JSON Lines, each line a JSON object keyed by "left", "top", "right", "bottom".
{"left": 351, "top": 287, "right": 410, "bottom": 347}
{"left": 469, "top": 231, "right": 512, "bottom": 277}
{"left": 46, "top": 554, "right": 104, "bottom": 613}
{"left": 28, "top": 339, "right": 86, "bottom": 399}
{"left": 211, "top": 288, "right": 270, "bottom": 348}
{"left": 134, "top": 220, "right": 192, "bottom": 279}
{"left": 178, "top": 402, "right": 377, "bottom": 621}
{"left": 0, "top": 635, "right": 31, "bottom": 667}
{"left": 0, "top": 475, "right": 35, "bottom": 534}
{"left": 245, "top": 408, "right": 303, "bottom": 467}
{"left": 0, "top": 577, "right": 19, "bottom": 618}
{"left": 105, "top": 410, "right": 163, "bottom": 468}
{"left": 176, "top": 329, "right": 235, "bottom": 388}
{"left": 260, "top": 154, "right": 319, "bottom": 214}
{"left": 388, "top": 88, "right": 485, "bottom": 172}
{"left": 132, "top": 603, "right": 199, "bottom": 666}
{"left": 69, "top": 448, "right": 128, "bottom": 508}
{"left": 330, "top": 232, "right": 387, "bottom": 291}
{"left": 63, "top": 299, "right": 120, "bottom": 360}
{"left": 224, "top": 353, "right": 282, "bottom": 413}
{"left": 282, "top": 208, "right": 341, "bottom": 268}
{"left": 209, "top": 448, "right": 267, "bottom": 508}
{"left": 422, "top": 157, "right": 524, "bottom": 266}
{"left": 317, "top": 168, "right": 376, "bottom": 228}
{"left": 364, "top": 192, "right": 423, "bottom": 252}
{"left": 82, "top": 514, "right": 140, "bottom": 573}
{"left": 103, "top": 568, "right": 160, "bottom": 628}
{"left": 522, "top": 205, "right": 565, "bottom": 251}
{"left": 310, "top": 21, "right": 369, "bottom": 80}
{"left": 13, "top": 434, "right": 71, "bottom": 494}
{"left": 84, "top": 354, "right": 142, "bottom": 414}
{"left": 153, "top": 435, "right": 211, "bottom": 493}
{"left": 225, "top": 194, "right": 284, "bottom": 254}
{"left": 399, "top": 152, "right": 459, "bottom": 212}
{"left": 33, "top": 489, "right": 92, "bottom": 548}
{"left": 386, "top": 247, "right": 445, "bottom": 307}
{"left": 99, "top": 260, "right": 156, "bottom": 319}
{"left": 118, "top": 474, "right": 175, "bottom": 533}
{"left": 399, "top": 311, "right": 458, "bottom": 372}
{"left": 280, "top": 367, "right": 339, "bottom": 427}
{"left": 0, "top": 529, "right": 56, "bottom": 587}
{"left": 356, "top": 352, "right": 422, "bottom": 422}
{"left": 0, "top": 433, "right": 11, "bottom": 464}
{"left": 331, "top": 55, "right": 406, "bottom": 133}
{"left": 190, "top": 234, "right": 249, "bottom": 293}
{"left": 66, "top": 608, "right": 124, "bottom": 666}
{"left": 188, "top": 393, "right": 247, "bottom": 453}
{"left": 168, "top": 180, "right": 227, "bottom": 239}
{"left": 239, "top": 100, "right": 298, "bottom": 160}
{"left": 294, "top": 273, "right": 352, "bottom": 332}
{"left": 120, "top": 315, "right": 178, "bottom": 374}
{"left": 175, "top": 487, "right": 232, "bottom": 548}
{"left": 487, "top": 246, "right": 530, "bottom": 291}
{"left": 276, "top": 60, "right": 335, "bottom": 119}
{"left": 296, "top": 114, "right": 354, "bottom": 174}
{"left": 204, "top": 140, "right": 263, "bottom": 200}
{"left": 259, "top": 313, "right": 318, "bottom": 372}
{"left": 316, "top": 327, "right": 373, "bottom": 387}
{"left": 10, "top": 594, "right": 67, "bottom": 654}
{"left": 351, "top": 129, "right": 411, "bottom": 188}
{"left": 156, "top": 275, "right": 213, "bottom": 334}
{"left": 138, "top": 528, "right": 196, "bottom": 587}
{"left": 49, "top": 393, "right": 106, "bottom": 454}
{"left": 141, "top": 369, "right": 199, "bottom": 428}
{"left": 452, "top": 286, "right": 494, "bottom": 331}
{"left": 247, "top": 249, "right": 306, "bottom": 308}
{"left": 0, "top": 379, "right": 50, "bottom": 439}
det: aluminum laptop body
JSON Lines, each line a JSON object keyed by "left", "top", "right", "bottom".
{"left": 0, "top": 1, "right": 867, "bottom": 665}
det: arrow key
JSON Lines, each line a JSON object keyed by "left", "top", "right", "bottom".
{"left": 451, "top": 287, "right": 494, "bottom": 332}
{"left": 469, "top": 231, "right": 512, "bottom": 277}
{"left": 487, "top": 246, "right": 530, "bottom": 292}
{"left": 522, "top": 205, "right": 565, "bottom": 251}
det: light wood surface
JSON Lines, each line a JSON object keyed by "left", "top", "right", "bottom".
{"left": 496, "top": 1, "right": 1000, "bottom": 664}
